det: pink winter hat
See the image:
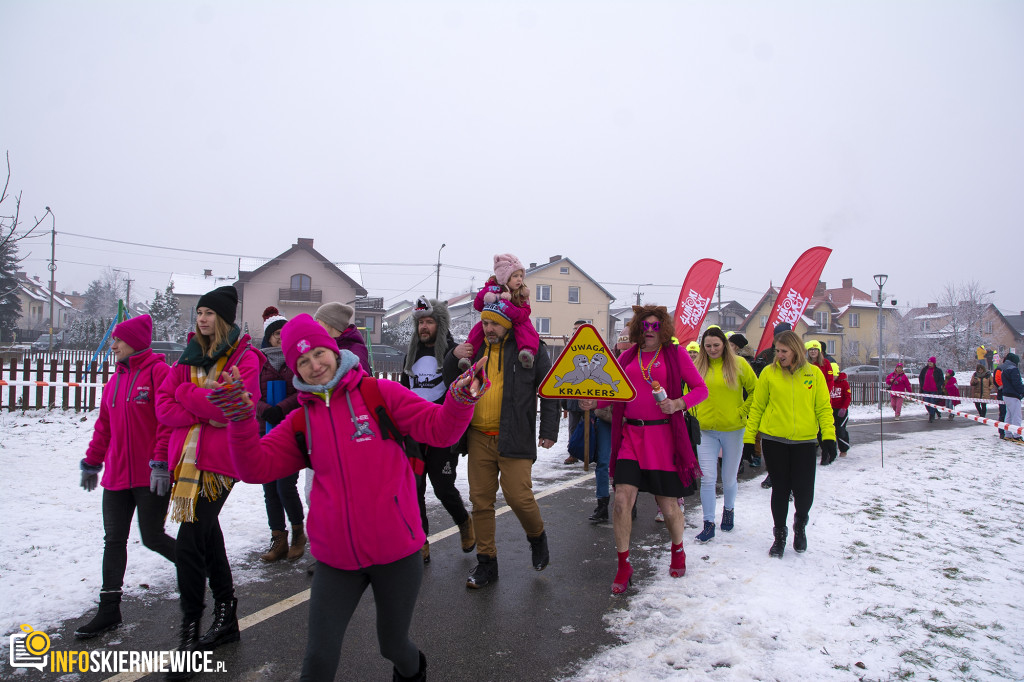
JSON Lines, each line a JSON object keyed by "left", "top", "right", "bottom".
{"left": 113, "top": 315, "right": 152, "bottom": 352}
{"left": 281, "top": 314, "right": 339, "bottom": 374}
{"left": 493, "top": 253, "right": 525, "bottom": 287}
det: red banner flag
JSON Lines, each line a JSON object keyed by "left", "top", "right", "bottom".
{"left": 754, "top": 246, "right": 833, "bottom": 355}
{"left": 673, "top": 258, "right": 724, "bottom": 344}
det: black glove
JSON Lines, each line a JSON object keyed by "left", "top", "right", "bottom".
{"left": 742, "top": 442, "right": 756, "bottom": 464}
{"left": 822, "top": 439, "right": 838, "bottom": 461}
{"left": 263, "top": 405, "right": 285, "bottom": 426}
{"left": 150, "top": 460, "right": 171, "bottom": 496}
{"left": 80, "top": 459, "right": 102, "bottom": 492}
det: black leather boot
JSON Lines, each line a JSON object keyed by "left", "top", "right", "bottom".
{"left": 769, "top": 526, "right": 788, "bottom": 558}
{"left": 528, "top": 531, "right": 550, "bottom": 571}
{"left": 588, "top": 497, "right": 610, "bottom": 523}
{"left": 793, "top": 515, "right": 808, "bottom": 553}
{"left": 198, "top": 598, "right": 239, "bottom": 650}
{"left": 74, "top": 590, "right": 122, "bottom": 639}
{"left": 392, "top": 650, "right": 427, "bottom": 682}
{"left": 165, "top": 618, "right": 201, "bottom": 681}
{"left": 466, "top": 554, "right": 498, "bottom": 589}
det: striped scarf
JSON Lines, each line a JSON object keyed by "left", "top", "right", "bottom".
{"left": 169, "top": 356, "right": 235, "bottom": 523}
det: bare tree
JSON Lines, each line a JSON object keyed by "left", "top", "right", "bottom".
{"left": 936, "top": 281, "right": 994, "bottom": 371}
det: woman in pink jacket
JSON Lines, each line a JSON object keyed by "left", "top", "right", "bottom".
{"left": 885, "top": 363, "right": 913, "bottom": 420}
{"left": 208, "top": 314, "right": 487, "bottom": 682}
{"left": 75, "top": 315, "right": 176, "bottom": 640}
{"left": 154, "top": 285, "right": 262, "bottom": 665}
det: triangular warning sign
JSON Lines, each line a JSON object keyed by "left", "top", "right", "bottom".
{"left": 538, "top": 324, "right": 635, "bottom": 401}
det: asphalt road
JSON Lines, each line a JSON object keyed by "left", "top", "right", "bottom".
{"left": 39, "top": 412, "right": 982, "bottom": 682}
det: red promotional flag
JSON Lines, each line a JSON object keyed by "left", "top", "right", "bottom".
{"left": 754, "top": 246, "right": 833, "bottom": 355}
{"left": 673, "top": 258, "right": 724, "bottom": 344}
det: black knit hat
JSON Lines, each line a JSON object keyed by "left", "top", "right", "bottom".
{"left": 197, "top": 285, "right": 238, "bottom": 326}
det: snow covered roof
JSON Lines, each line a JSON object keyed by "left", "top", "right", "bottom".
{"left": 17, "top": 273, "right": 75, "bottom": 309}
{"left": 169, "top": 272, "right": 236, "bottom": 297}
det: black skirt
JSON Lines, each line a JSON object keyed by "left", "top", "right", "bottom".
{"left": 613, "top": 459, "right": 689, "bottom": 497}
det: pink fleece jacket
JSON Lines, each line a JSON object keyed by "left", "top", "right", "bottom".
{"left": 227, "top": 368, "right": 475, "bottom": 570}
{"left": 84, "top": 348, "right": 171, "bottom": 490}
{"left": 155, "top": 334, "right": 262, "bottom": 478}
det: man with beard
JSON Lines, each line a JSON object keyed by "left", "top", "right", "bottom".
{"left": 400, "top": 296, "right": 476, "bottom": 564}
{"left": 444, "top": 302, "right": 559, "bottom": 589}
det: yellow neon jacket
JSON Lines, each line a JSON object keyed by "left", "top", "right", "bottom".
{"left": 690, "top": 357, "right": 757, "bottom": 432}
{"left": 743, "top": 361, "right": 836, "bottom": 444}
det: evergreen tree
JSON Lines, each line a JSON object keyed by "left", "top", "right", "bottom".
{"left": 0, "top": 238, "right": 21, "bottom": 342}
{"left": 149, "top": 281, "right": 182, "bottom": 342}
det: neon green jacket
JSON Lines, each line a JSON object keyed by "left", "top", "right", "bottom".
{"left": 743, "top": 362, "right": 836, "bottom": 444}
{"left": 690, "top": 357, "right": 757, "bottom": 432}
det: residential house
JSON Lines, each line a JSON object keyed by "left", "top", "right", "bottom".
{"left": 705, "top": 300, "right": 750, "bottom": 333}
{"left": 824, "top": 278, "right": 899, "bottom": 366}
{"left": 904, "top": 301, "right": 1021, "bottom": 368}
{"left": 235, "top": 238, "right": 378, "bottom": 344}
{"left": 524, "top": 255, "right": 616, "bottom": 345}
{"left": 11, "top": 271, "right": 77, "bottom": 342}
{"left": 169, "top": 269, "right": 237, "bottom": 335}
{"left": 739, "top": 283, "right": 844, "bottom": 359}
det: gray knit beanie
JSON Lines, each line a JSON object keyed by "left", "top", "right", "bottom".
{"left": 314, "top": 302, "right": 354, "bottom": 331}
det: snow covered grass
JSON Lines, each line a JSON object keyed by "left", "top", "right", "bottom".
{"left": 566, "top": 427, "right": 1024, "bottom": 681}
{"left": 4, "top": 410, "right": 1023, "bottom": 681}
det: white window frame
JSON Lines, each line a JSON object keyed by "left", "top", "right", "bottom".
{"left": 559, "top": 266, "right": 570, "bottom": 275}
{"left": 535, "top": 317, "right": 551, "bottom": 334}
{"left": 848, "top": 312, "right": 860, "bottom": 328}
{"left": 985, "top": 321, "right": 994, "bottom": 333}
{"left": 759, "top": 315, "right": 768, "bottom": 328}
{"left": 826, "top": 340, "right": 836, "bottom": 355}
{"left": 815, "top": 311, "right": 829, "bottom": 329}
{"left": 536, "top": 285, "right": 551, "bottom": 302}
{"left": 568, "top": 286, "right": 580, "bottom": 304}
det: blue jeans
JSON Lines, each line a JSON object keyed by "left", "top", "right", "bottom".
{"left": 594, "top": 419, "right": 611, "bottom": 499}
{"left": 696, "top": 429, "right": 744, "bottom": 523}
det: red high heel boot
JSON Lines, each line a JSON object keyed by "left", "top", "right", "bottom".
{"left": 670, "top": 542, "right": 686, "bottom": 577}
{"left": 611, "top": 550, "right": 633, "bottom": 594}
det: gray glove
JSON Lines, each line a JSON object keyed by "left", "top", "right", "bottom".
{"left": 80, "top": 459, "right": 101, "bottom": 492}
{"left": 150, "top": 461, "right": 170, "bottom": 496}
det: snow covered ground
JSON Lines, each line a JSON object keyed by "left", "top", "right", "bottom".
{"left": 3, "top": 408, "right": 1023, "bottom": 681}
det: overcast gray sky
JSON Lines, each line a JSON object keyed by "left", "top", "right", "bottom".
{"left": 3, "top": 1, "right": 1022, "bottom": 314}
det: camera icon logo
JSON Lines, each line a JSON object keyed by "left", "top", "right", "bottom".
{"left": 9, "top": 624, "right": 51, "bottom": 671}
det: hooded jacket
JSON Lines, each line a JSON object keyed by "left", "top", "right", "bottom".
{"left": 690, "top": 356, "right": 756, "bottom": 432}
{"left": 336, "top": 326, "right": 370, "bottom": 373}
{"left": 969, "top": 369, "right": 994, "bottom": 400}
{"left": 227, "top": 354, "right": 475, "bottom": 570}
{"left": 744, "top": 360, "right": 836, "bottom": 445}
{"left": 1001, "top": 360, "right": 1024, "bottom": 399}
{"left": 84, "top": 348, "right": 171, "bottom": 490}
{"left": 830, "top": 372, "right": 851, "bottom": 410}
{"left": 886, "top": 369, "right": 912, "bottom": 393}
{"left": 155, "top": 331, "right": 262, "bottom": 477}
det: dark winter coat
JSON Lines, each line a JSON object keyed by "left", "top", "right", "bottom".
{"left": 256, "top": 348, "right": 300, "bottom": 431}
{"left": 919, "top": 366, "right": 945, "bottom": 395}
{"left": 1001, "top": 362, "right": 1024, "bottom": 399}
{"left": 443, "top": 331, "right": 559, "bottom": 460}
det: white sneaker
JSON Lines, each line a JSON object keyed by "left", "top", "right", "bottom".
{"left": 655, "top": 510, "right": 664, "bottom": 522}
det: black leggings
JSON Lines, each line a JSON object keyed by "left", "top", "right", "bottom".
{"left": 301, "top": 551, "right": 422, "bottom": 681}
{"left": 417, "top": 444, "right": 469, "bottom": 534}
{"left": 175, "top": 487, "right": 234, "bottom": 620}
{"left": 101, "top": 487, "right": 176, "bottom": 592}
{"left": 762, "top": 440, "right": 817, "bottom": 528}
{"left": 262, "top": 472, "right": 304, "bottom": 531}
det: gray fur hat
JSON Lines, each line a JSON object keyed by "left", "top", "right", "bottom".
{"left": 404, "top": 296, "right": 451, "bottom": 373}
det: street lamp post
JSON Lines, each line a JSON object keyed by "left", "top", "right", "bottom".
{"left": 635, "top": 283, "right": 652, "bottom": 306}
{"left": 874, "top": 273, "right": 888, "bottom": 467}
{"left": 45, "top": 207, "right": 55, "bottom": 352}
{"left": 717, "top": 268, "right": 732, "bottom": 328}
{"left": 435, "top": 243, "right": 446, "bottom": 299}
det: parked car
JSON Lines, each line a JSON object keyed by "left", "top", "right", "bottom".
{"left": 150, "top": 341, "right": 186, "bottom": 364}
{"left": 841, "top": 364, "right": 884, "bottom": 381}
{"left": 370, "top": 344, "right": 405, "bottom": 370}
{"left": 31, "top": 333, "right": 64, "bottom": 352}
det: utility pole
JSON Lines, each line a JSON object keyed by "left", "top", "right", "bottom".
{"left": 874, "top": 273, "right": 888, "bottom": 468}
{"left": 716, "top": 268, "right": 732, "bottom": 328}
{"left": 435, "top": 243, "right": 446, "bottom": 299}
{"left": 46, "top": 207, "right": 56, "bottom": 351}
{"left": 635, "top": 283, "right": 652, "bottom": 306}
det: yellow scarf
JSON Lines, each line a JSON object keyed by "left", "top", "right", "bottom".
{"left": 169, "top": 355, "right": 235, "bottom": 523}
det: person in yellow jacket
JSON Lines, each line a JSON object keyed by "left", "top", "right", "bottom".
{"left": 742, "top": 330, "right": 836, "bottom": 559}
{"left": 690, "top": 327, "right": 757, "bottom": 543}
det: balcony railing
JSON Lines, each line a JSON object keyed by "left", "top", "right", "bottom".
{"left": 279, "top": 288, "right": 323, "bottom": 303}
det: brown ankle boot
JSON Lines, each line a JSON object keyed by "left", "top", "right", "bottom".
{"left": 260, "top": 530, "right": 288, "bottom": 562}
{"left": 287, "top": 523, "right": 307, "bottom": 562}
{"left": 458, "top": 516, "right": 476, "bottom": 553}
